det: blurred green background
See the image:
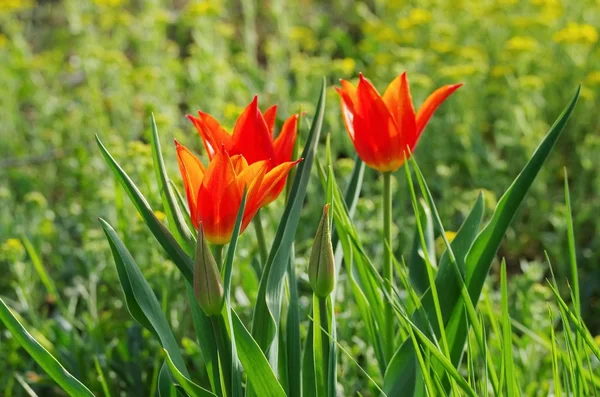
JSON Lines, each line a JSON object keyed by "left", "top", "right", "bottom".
{"left": 1, "top": 0, "right": 599, "bottom": 395}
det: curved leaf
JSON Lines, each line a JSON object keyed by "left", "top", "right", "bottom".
{"left": 0, "top": 298, "right": 94, "bottom": 397}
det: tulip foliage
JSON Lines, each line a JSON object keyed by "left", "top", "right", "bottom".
{"left": 1, "top": 76, "right": 598, "bottom": 397}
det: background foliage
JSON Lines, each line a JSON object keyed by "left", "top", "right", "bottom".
{"left": 1, "top": 0, "right": 599, "bottom": 395}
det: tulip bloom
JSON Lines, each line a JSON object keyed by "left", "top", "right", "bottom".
{"left": 188, "top": 96, "right": 299, "bottom": 204}
{"left": 175, "top": 141, "right": 300, "bottom": 244}
{"left": 336, "top": 72, "right": 462, "bottom": 172}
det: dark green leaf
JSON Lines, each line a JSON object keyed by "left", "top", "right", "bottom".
{"left": 96, "top": 135, "right": 194, "bottom": 283}
{"left": 0, "top": 298, "right": 94, "bottom": 397}
{"left": 250, "top": 78, "right": 325, "bottom": 370}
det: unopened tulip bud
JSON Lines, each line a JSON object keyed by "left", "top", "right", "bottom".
{"left": 194, "top": 224, "right": 224, "bottom": 316}
{"left": 308, "top": 205, "right": 335, "bottom": 298}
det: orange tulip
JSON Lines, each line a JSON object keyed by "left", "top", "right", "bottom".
{"left": 175, "top": 141, "right": 300, "bottom": 244}
{"left": 188, "top": 96, "right": 299, "bottom": 204}
{"left": 336, "top": 72, "right": 462, "bottom": 172}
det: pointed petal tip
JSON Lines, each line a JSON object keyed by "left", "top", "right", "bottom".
{"left": 173, "top": 138, "right": 180, "bottom": 147}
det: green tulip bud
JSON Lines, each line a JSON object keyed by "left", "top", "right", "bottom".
{"left": 308, "top": 204, "right": 335, "bottom": 298}
{"left": 194, "top": 224, "right": 224, "bottom": 316}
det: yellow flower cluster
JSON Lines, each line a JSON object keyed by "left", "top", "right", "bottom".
{"left": 185, "top": 0, "right": 221, "bottom": 17}
{"left": 289, "top": 27, "right": 318, "bottom": 52}
{"left": 0, "top": 0, "right": 33, "bottom": 12}
{"left": 505, "top": 36, "right": 539, "bottom": 52}
{"left": 553, "top": 23, "right": 598, "bottom": 44}
{"left": 92, "top": 0, "right": 126, "bottom": 7}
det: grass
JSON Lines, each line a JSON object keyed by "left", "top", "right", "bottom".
{"left": 1, "top": 0, "right": 600, "bottom": 395}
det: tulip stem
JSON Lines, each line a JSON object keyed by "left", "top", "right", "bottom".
{"left": 213, "top": 244, "right": 224, "bottom": 271}
{"left": 211, "top": 315, "right": 232, "bottom": 397}
{"left": 253, "top": 210, "right": 269, "bottom": 267}
{"left": 382, "top": 171, "right": 394, "bottom": 362}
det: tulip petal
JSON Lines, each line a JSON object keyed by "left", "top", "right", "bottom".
{"left": 230, "top": 154, "right": 249, "bottom": 175}
{"left": 263, "top": 105, "right": 278, "bottom": 135}
{"left": 174, "top": 141, "right": 206, "bottom": 228}
{"left": 188, "top": 112, "right": 233, "bottom": 159}
{"left": 335, "top": 80, "right": 358, "bottom": 141}
{"left": 256, "top": 159, "right": 302, "bottom": 207}
{"left": 231, "top": 96, "right": 276, "bottom": 164}
{"left": 355, "top": 74, "right": 401, "bottom": 170}
{"left": 237, "top": 161, "right": 270, "bottom": 228}
{"left": 416, "top": 83, "right": 463, "bottom": 135}
{"left": 382, "top": 72, "right": 417, "bottom": 149}
{"left": 273, "top": 114, "right": 299, "bottom": 165}
{"left": 197, "top": 148, "right": 243, "bottom": 244}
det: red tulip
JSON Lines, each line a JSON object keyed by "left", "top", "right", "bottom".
{"left": 175, "top": 141, "right": 300, "bottom": 244}
{"left": 336, "top": 72, "right": 462, "bottom": 172}
{"left": 188, "top": 96, "right": 299, "bottom": 204}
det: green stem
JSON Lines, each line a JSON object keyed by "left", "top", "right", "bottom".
{"left": 318, "top": 296, "right": 330, "bottom": 384}
{"left": 213, "top": 244, "right": 224, "bottom": 271}
{"left": 253, "top": 210, "right": 269, "bottom": 267}
{"left": 382, "top": 171, "right": 394, "bottom": 362}
{"left": 211, "top": 315, "right": 231, "bottom": 397}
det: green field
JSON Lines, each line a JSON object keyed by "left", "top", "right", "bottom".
{"left": 1, "top": 0, "right": 599, "bottom": 395}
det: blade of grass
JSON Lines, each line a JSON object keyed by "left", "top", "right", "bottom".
{"left": 500, "top": 260, "right": 517, "bottom": 397}
{"left": 94, "top": 356, "right": 111, "bottom": 397}
{"left": 0, "top": 298, "right": 94, "bottom": 397}
{"left": 164, "top": 349, "right": 216, "bottom": 397}
{"left": 99, "top": 219, "right": 191, "bottom": 380}
{"left": 383, "top": 84, "right": 580, "bottom": 396}
{"left": 21, "top": 235, "right": 59, "bottom": 304}
{"left": 221, "top": 190, "right": 247, "bottom": 397}
{"left": 232, "top": 310, "right": 286, "bottom": 397}
{"left": 149, "top": 113, "right": 195, "bottom": 256}
{"left": 96, "top": 135, "right": 194, "bottom": 283}
{"left": 250, "top": 78, "right": 325, "bottom": 373}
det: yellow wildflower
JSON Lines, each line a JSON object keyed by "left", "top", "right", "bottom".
{"left": 154, "top": 211, "right": 167, "bottom": 223}
{"left": 519, "top": 75, "right": 544, "bottom": 90}
{"left": 445, "top": 231, "right": 457, "bottom": 243}
{"left": 289, "top": 26, "right": 318, "bottom": 52}
{"left": 332, "top": 58, "right": 356, "bottom": 75}
{"left": 553, "top": 23, "right": 598, "bottom": 44}
{"left": 491, "top": 65, "right": 513, "bottom": 78}
{"left": 586, "top": 71, "right": 600, "bottom": 85}
{"left": 223, "top": 102, "right": 245, "bottom": 122}
{"left": 186, "top": 1, "right": 221, "bottom": 17}
{"left": 0, "top": 0, "right": 33, "bottom": 12}
{"left": 93, "top": 0, "right": 126, "bottom": 7}
{"left": 409, "top": 8, "right": 432, "bottom": 25}
{"left": 1, "top": 238, "right": 25, "bottom": 261}
{"left": 440, "top": 64, "right": 480, "bottom": 78}
{"left": 215, "top": 23, "right": 235, "bottom": 39}
{"left": 505, "top": 36, "right": 539, "bottom": 52}
{"left": 431, "top": 42, "right": 454, "bottom": 54}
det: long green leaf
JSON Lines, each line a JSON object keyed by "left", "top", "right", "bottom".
{"left": 149, "top": 113, "right": 195, "bottom": 256}
{"left": 250, "top": 78, "right": 325, "bottom": 370}
{"left": 0, "top": 298, "right": 94, "bottom": 397}
{"left": 99, "top": 218, "right": 190, "bottom": 379}
{"left": 408, "top": 199, "right": 435, "bottom": 295}
{"left": 500, "top": 260, "right": 517, "bottom": 397}
{"left": 466, "top": 85, "right": 579, "bottom": 300}
{"left": 383, "top": 85, "right": 580, "bottom": 396}
{"left": 222, "top": 190, "right": 247, "bottom": 397}
{"left": 232, "top": 310, "right": 286, "bottom": 397}
{"left": 286, "top": 250, "right": 302, "bottom": 397}
{"left": 164, "top": 349, "right": 216, "bottom": 397}
{"left": 96, "top": 135, "right": 194, "bottom": 283}
{"left": 188, "top": 285, "right": 221, "bottom": 395}
{"left": 21, "top": 235, "right": 59, "bottom": 302}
